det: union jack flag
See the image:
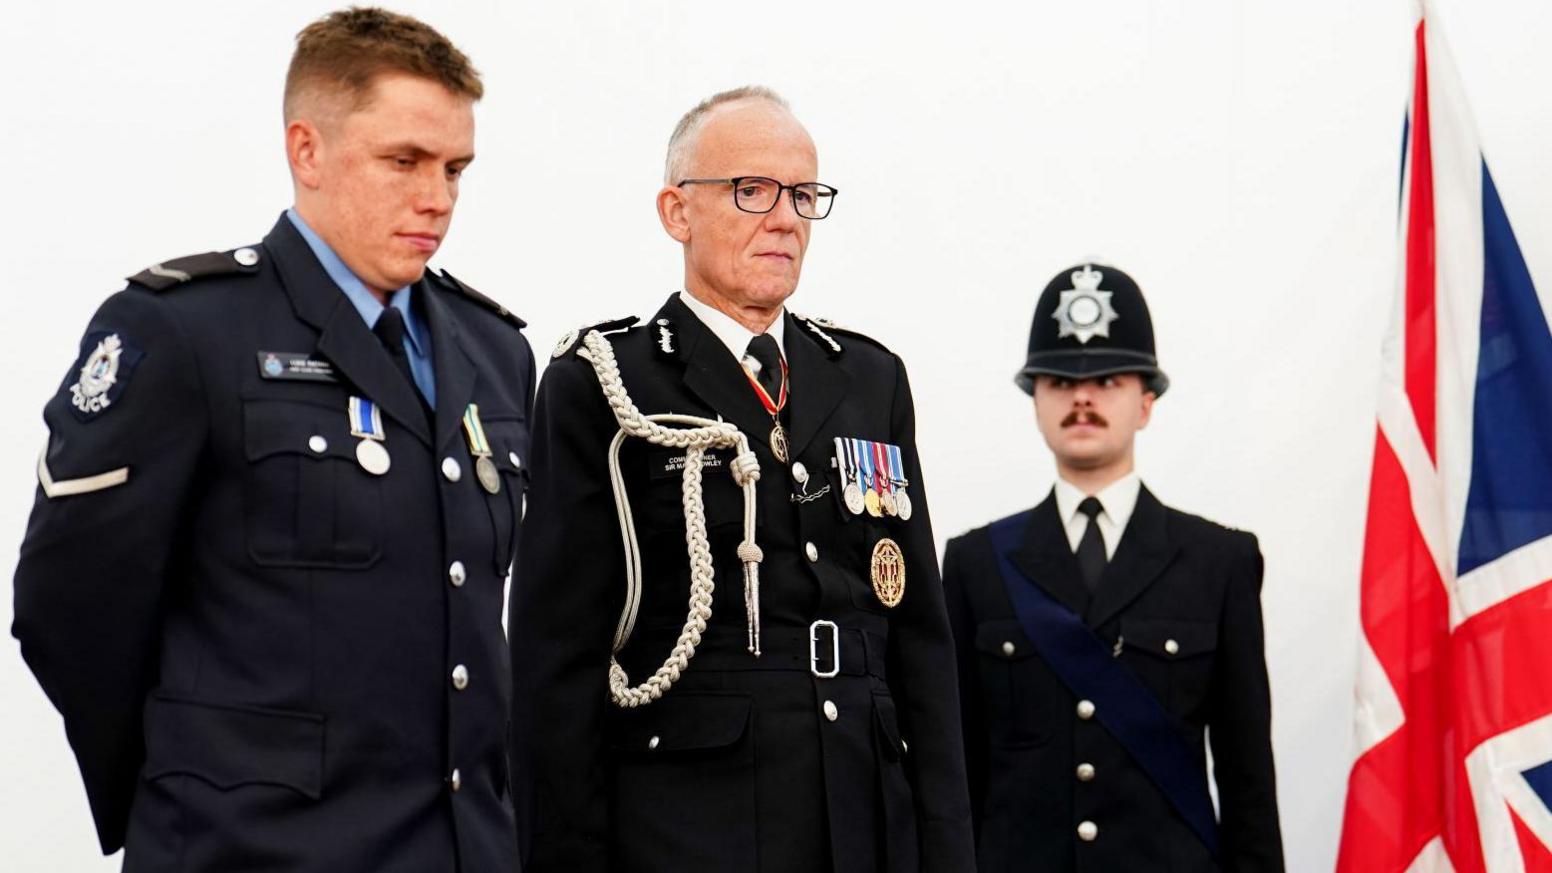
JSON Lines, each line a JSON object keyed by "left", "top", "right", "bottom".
{"left": 1337, "top": 3, "right": 1552, "bottom": 872}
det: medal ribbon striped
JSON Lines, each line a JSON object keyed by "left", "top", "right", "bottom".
{"left": 349, "top": 396, "right": 385, "bottom": 440}
{"left": 462, "top": 403, "right": 492, "bottom": 457}
{"left": 739, "top": 357, "right": 789, "bottom": 417}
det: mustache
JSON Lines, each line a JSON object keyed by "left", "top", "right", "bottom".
{"left": 1061, "top": 410, "right": 1109, "bottom": 428}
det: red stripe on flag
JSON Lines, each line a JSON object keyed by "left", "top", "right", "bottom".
{"left": 1453, "top": 581, "right": 1552, "bottom": 752}
{"left": 1338, "top": 429, "right": 1461, "bottom": 873}
{"left": 1512, "top": 806, "right": 1552, "bottom": 873}
{"left": 1405, "top": 20, "right": 1438, "bottom": 461}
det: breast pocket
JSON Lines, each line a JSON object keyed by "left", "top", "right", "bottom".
{"left": 642, "top": 447, "right": 742, "bottom": 536}
{"left": 1120, "top": 617, "right": 1219, "bottom": 717}
{"left": 242, "top": 399, "right": 383, "bottom": 569}
{"left": 482, "top": 415, "right": 530, "bottom": 576}
{"left": 974, "top": 619, "right": 1060, "bottom": 748}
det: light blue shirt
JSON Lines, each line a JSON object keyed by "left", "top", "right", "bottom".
{"left": 286, "top": 209, "right": 436, "bottom": 406}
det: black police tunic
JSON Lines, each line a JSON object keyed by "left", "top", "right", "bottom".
{"left": 13, "top": 215, "right": 534, "bottom": 872}
{"left": 511, "top": 294, "right": 975, "bottom": 873}
{"left": 944, "top": 488, "right": 1285, "bottom": 873}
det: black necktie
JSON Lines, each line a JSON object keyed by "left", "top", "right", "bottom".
{"left": 374, "top": 306, "right": 425, "bottom": 406}
{"left": 744, "top": 334, "right": 784, "bottom": 400}
{"left": 1076, "top": 496, "right": 1108, "bottom": 591}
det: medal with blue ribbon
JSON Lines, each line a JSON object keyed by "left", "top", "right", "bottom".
{"left": 858, "top": 439, "right": 883, "bottom": 517}
{"left": 349, "top": 396, "right": 391, "bottom": 476}
{"left": 462, "top": 403, "right": 501, "bottom": 495}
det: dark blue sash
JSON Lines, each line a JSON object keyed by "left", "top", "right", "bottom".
{"left": 987, "top": 511, "right": 1219, "bottom": 857}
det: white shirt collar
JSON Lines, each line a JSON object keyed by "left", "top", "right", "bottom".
{"left": 1053, "top": 471, "right": 1142, "bottom": 559}
{"left": 678, "top": 290, "right": 786, "bottom": 363}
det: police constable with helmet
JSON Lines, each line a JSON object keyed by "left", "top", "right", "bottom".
{"left": 12, "top": 10, "right": 532, "bottom": 871}
{"left": 942, "top": 263, "right": 1285, "bottom": 871}
{"left": 511, "top": 86, "right": 975, "bottom": 872}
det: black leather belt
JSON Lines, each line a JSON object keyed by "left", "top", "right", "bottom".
{"left": 624, "top": 622, "right": 888, "bottom": 680}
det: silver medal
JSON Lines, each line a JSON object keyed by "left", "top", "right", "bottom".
{"left": 476, "top": 455, "right": 501, "bottom": 494}
{"left": 894, "top": 489, "right": 913, "bottom": 521}
{"left": 844, "top": 482, "right": 866, "bottom": 515}
{"left": 356, "top": 439, "right": 391, "bottom": 476}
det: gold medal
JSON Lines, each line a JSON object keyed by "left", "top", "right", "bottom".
{"left": 865, "top": 488, "right": 883, "bottom": 517}
{"left": 770, "top": 422, "right": 790, "bottom": 464}
{"left": 870, "top": 538, "right": 906, "bottom": 608}
{"left": 880, "top": 490, "right": 898, "bottom": 517}
{"left": 476, "top": 455, "right": 501, "bottom": 495}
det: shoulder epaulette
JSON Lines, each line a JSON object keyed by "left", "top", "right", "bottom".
{"left": 127, "top": 246, "right": 263, "bottom": 292}
{"left": 436, "top": 269, "right": 527, "bottom": 330}
{"left": 791, "top": 313, "right": 892, "bottom": 359}
{"left": 551, "top": 315, "right": 640, "bottom": 360}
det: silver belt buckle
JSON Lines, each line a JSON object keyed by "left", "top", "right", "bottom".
{"left": 809, "top": 619, "right": 840, "bottom": 679}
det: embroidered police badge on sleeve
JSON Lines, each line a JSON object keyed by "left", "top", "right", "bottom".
{"left": 64, "top": 331, "right": 144, "bottom": 421}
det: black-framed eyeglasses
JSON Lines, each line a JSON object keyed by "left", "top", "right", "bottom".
{"left": 677, "top": 176, "right": 839, "bottom": 220}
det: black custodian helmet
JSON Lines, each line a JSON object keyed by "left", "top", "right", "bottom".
{"left": 1014, "top": 262, "right": 1169, "bottom": 397}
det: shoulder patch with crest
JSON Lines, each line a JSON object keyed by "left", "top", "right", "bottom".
{"left": 127, "top": 247, "right": 263, "bottom": 292}
{"left": 436, "top": 269, "right": 527, "bottom": 331}
{"left": 63, "top": 331, "right": 145, "bottom": 421}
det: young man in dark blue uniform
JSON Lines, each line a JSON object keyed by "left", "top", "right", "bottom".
{"left": 511, "top": 87, "right": 974, "bottom": 873}
{"left": 943, "top": 263, "right": 1284, "bottom": 872}
{"left": 12, "top": 10, "right": 532, "bottom": 871}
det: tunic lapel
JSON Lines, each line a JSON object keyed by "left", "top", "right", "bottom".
{"left": 265, "top": 217, "right": 432, "bottom": 446}
{"left": 667, "top": 296, "right": 782, "bottom": 452}
{"left": 420, "top": 283, "right": 478, "bottom": 452}
{"left": 782, "top": 311, "right": 849, "bottom": 462}
{"left": 1085, "top": 486, "right": 1179, "bottom": 628}
{"left": 1007, "top": 492, "right": 1092, "bottom": 618}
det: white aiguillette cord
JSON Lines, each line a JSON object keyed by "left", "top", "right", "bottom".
{"left": 578, "top": 329, "right": 764, "bottom": 708}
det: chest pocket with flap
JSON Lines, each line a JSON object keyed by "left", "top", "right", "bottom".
{"left": 242, "top": 398, "right": 384, "bottom": 569}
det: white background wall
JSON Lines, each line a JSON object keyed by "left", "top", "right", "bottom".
{"left": 2, "top": 1, "right": 1548, "bottom": 870}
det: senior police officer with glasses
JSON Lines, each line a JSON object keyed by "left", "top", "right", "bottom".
{"left": 511, "top": 86, "right": 975, "bottom": 873}
{"left": 942, "top": 263, "right": 1284, "bottom": 872}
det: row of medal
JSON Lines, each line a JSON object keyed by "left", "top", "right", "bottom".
{"left": 347, "top": 395, "right": 505, "bottom": 495}
{"left": 833, "top": 437, "right": 913, "bottom": 521}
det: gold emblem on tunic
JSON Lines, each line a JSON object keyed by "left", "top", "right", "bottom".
{"left": 870, "top": 538, "right": 905, "bottom": 608}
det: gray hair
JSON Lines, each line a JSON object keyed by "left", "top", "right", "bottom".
{"left": 664, "top": 85, "right": 790, "bottom": 184}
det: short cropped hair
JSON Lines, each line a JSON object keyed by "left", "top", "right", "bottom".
{"left": 664, "top": 85, "right": 790, "bottom": 183}
{"left": 284, "top": 7, "right": 482, "bottom": 122}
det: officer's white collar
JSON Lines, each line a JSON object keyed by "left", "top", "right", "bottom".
{"left": 1054, "top": 470, "right": 1142, "bottom": 535}
{"left": 677, "top": 290, "right": 786, "bottom": 364}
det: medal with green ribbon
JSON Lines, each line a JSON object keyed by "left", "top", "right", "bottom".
{"left": 462, "top": 403, "right": 500, "bottom": 495}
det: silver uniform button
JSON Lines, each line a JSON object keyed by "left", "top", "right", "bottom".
{"left": 648, "top": 735, "right": 660, "bottom": 750}
{"left": 1076, "top": 763, "right": 1096, "bottom": 782}
{"left": 442, "top": 457, "right": 462, "bottom": 482}
{"left": 233, "top": 247, "right": 260, "bottom": 267}
{"left": 451, "top": 664, "right": 469, "bottom": 690}
{"left": 509, "top": 451, "right": 522, "bottom": 470}
{"left": 1077, "top": 821, "right": 1098, "bottom": 842}
{"left": 1164, "top": 639, "right": 1180, "bottom": 655}
{"left": 822, "top": 700, "right": 839, "bottom": 722}
{"left": 449, "top": 768, "right": 462, "bottom": 792}
{"left": 308, "top": 435, "right": 328, "bottom": 454}
{"left": 1001, "top": 641, "right": 1016, "bottom": 657}
{"left": 1076, "top": 699, "right": 1096, "bottom": 720}
{"left": 448, "top": 561, "right": 466, "bottom": 588}
{"left": 792, "top": 461, "right": 808, "bottom": 484}
{"left": 805, "top": 542, "right": 819, "bottom": 563}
